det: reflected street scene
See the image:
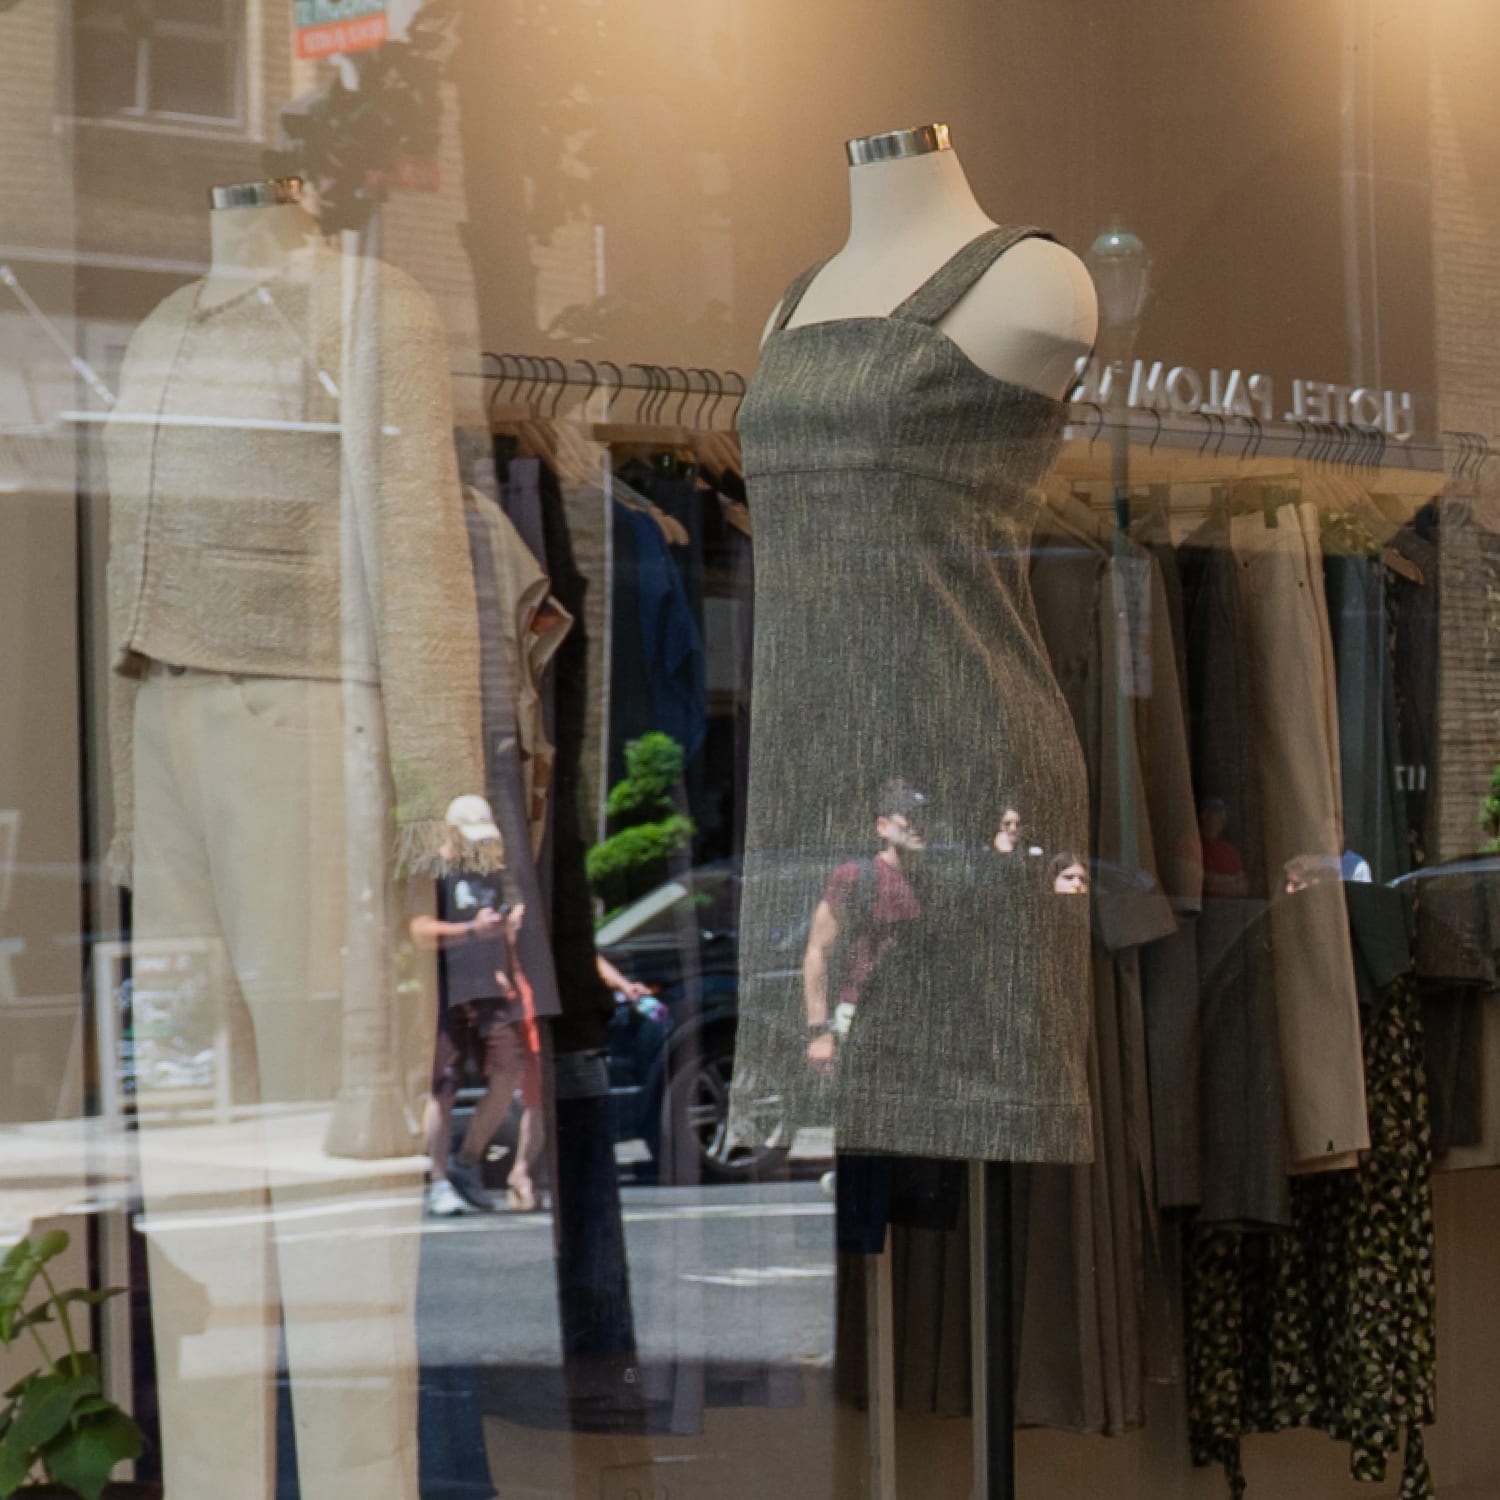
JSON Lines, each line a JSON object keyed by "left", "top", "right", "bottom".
{"left": 0, "top": 4, "right": 1497, "bottom": 1500}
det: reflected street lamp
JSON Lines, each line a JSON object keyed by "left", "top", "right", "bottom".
{"left": 1084, "top": 215, "right": 1152, "bottom": 524}
{"left": 1086, "top": 216, "right": 1153, "bottom": 367}
{"left": 1085, "top": 216, "right": 1152, "bottom": 876}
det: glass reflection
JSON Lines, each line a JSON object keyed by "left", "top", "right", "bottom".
{"left": 801, "top": 780, "right": 926, "bottom": 1078}
{"left": 105, "top": 180, "right": 475, "bottom": 1497}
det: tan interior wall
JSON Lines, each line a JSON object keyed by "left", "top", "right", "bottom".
{"left": 0, "top": 1, "right": 84, "bottom": 1129}
{"left": 0, "top": 490, "right": 84, "bottom": 1126}
{"left": 452, "top": 0, "right": 1438, "bottom": 412}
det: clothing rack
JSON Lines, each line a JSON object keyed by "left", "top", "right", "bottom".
{"left": 458, "top": 356, "right": 1490, "bottom": 477}
{"left": 455, "top": 353, "right": 749, "bottom": 428}
{"left": 1062, "top": 405, "right": 1453, "bottom": 463}
{"left": 1055, "top": 405, "right": 1473, "bottom": 496}
{"left": 457, "top": 355, "right": 1487, "bottom": 1500}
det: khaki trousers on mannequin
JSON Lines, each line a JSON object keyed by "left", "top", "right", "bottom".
{"left": 131, "top": 666, "right": 424, "bottom": 1500}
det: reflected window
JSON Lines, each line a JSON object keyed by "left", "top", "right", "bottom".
{"left": 74, "top": 0, "right": 244, "bottom": 124}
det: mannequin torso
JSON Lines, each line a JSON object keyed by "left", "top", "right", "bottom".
{"left": 765, "top": 138, "right": 1098, "bottom": 400}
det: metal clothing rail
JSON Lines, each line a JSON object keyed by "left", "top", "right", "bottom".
{"left": 1058, "top": 403, "right": 1483, "bottom": 477}
{"left": 455, "top": 352, "right": 749, "bottom": 427}
{"left": 458, "top": 356, "right": 1496, "bottom": 478}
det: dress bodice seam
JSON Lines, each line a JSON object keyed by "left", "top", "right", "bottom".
{"left": 764, "top": 317, "right": 1071, "bottom": 410}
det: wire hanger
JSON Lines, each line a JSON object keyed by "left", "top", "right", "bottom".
{"left": 484, "top": 351, "right": 536, "bottom": 429}
{"left": 591, "top": 362, "right": 690, "bottom": 448}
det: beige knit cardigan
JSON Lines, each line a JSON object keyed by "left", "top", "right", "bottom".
{"left": 104, "top": 249, "right": 491, "bottom": 881}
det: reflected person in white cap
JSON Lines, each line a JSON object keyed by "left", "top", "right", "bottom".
{"left": 409, "top": 794, "right": 524, "bottom": 1214}
{"left": 444, "top": 792, "right": 502, "bottom": 846}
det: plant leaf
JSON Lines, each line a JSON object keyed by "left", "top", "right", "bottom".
{"left": 28, "top": 1232, "right": 68, "bottom": 1266}
{"left": 5, "top": 1370, "right": 99, "bottom": 1460}
{"left": 0, "top": 1257, "right": 42, "bottom": 1341}
{"left": 0, "top": 1376, "right": 38, "bottom": 1407}
{"left": 0, "top": 1255, "right": 39, "bottom": 1321}
{"left": 0, "top": 1425, "right": 35, "bottom": 1498}
{"left": 42, "top": 1410, "right": 142, "bottom": 1500}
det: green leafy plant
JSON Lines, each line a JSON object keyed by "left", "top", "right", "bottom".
{"left": 586, "top": 733, "right": 696, "bottom": 918}
{"left": 1481, "top": 763, "right": 1500, "bottom": 854}
{"left": 0, "top": 1232, "right": 142, "bottom": 1499}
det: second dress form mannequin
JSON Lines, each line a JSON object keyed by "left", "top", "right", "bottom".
{"left": 766, "top": 124, "right": 1097, "bottom": 398}
{"left": 106, "top": 177, "right": 486, "bottom": 1500}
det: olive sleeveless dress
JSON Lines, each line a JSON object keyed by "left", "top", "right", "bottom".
{"left": 727, "top": 226, "right": 1093, "bottom": 1165}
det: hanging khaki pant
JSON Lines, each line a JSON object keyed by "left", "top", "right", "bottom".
{"left": 131, "top": 665, "right": 426, "bottom": 1500}
{"left": 1231, "top": 504, "right": 1368, "bottom": 1168}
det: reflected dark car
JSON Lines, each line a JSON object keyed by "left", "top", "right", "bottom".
{"left": 1389, "top": 854, "right": 1500, "bottom": 889}
{"left": 594, "top": 860, "right": 776, "bottom": 1184}
{"left": 592, "top": 849, "right": 1173, "bottom": 1182}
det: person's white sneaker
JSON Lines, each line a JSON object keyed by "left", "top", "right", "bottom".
{"left": 818, "top": 1170, "right": 837, "bottom": 1200}
{"left": 426, "top": 1179, "right": 468, "bottom": 1217}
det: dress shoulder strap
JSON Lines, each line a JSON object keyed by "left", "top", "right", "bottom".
{"left": 770, "top": 258, "right": 833, "bottom": 333}
{"left": 891, "top": 225, "right": 1056, "bottom": 327}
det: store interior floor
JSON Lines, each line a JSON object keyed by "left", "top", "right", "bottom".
{"left": 479, "top": 1170, "right": 1500, "bottom": 1500}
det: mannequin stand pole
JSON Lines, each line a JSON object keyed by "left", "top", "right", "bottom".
{"left": 864, "top": 1242, "right": 899, "bottom": 1500}
{"left": 970, "top": 1159, "right": 1015, "bottom": 1500}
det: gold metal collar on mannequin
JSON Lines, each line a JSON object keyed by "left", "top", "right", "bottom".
{"left": 845, "top": 123, "right": 952, "bottom": 168}
{"left": 208, "top": 177, "right": 305, "bottom": 211}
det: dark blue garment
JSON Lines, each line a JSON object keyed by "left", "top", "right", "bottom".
{"left": 835, "top": 1153, "right": 896, "bottom": 1255}
{"left": 539, "top": 472, "right": 615, "bottom": 1053}
{"left": 553, "top": 1084, "right": 646, "bottom": 1427}
{"left": 275, "top": 1364, "right": 498, "bottom": 1499}
{"left": 835, "top": 1152, "right": 964, "bottom": 1255}
{"left": 616, "top": 462, "right": 708, "bottom": 637}
{"left": 614, "top": 467, "right": 713, "bottom": 831}
{"left": 625, "top": 506, "right": 708, "bottom": 763}
{"left": 1324, "top": 551, "right": 1409, "bottom": 886}
{"left": 415, "top": 1368, "right": 500, "bottom": 1500}
{"left": 501, "top": 456, "right": 546, "bottom": 567}
{"left": 609, "top": 505, "right": 652, "bottom": 787}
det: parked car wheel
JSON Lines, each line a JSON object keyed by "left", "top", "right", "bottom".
{"left": 661, "top": 1033, "right": 782, "bottom": 1185}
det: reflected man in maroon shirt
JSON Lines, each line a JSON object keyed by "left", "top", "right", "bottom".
{"left": 801, "top": 780, "right": 927, "bottom": 1075}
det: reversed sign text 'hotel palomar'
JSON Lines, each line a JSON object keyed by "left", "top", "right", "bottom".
{"left": 1070, "top": 357, "right": 1417, "bottom": 441}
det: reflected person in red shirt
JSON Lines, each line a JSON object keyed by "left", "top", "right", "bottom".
{"left": 801, "top": 780, "right": 927, "bottom": 1075}
{"left": 1198, "top": 794, "right": 1248, "bottom": 899}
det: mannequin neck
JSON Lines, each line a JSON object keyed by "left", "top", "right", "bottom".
{"left": 844, "top": 146, "right": 994, "bottom": 251}
{"left": 204, "top": 201, "right": 322, "bottom": 301}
